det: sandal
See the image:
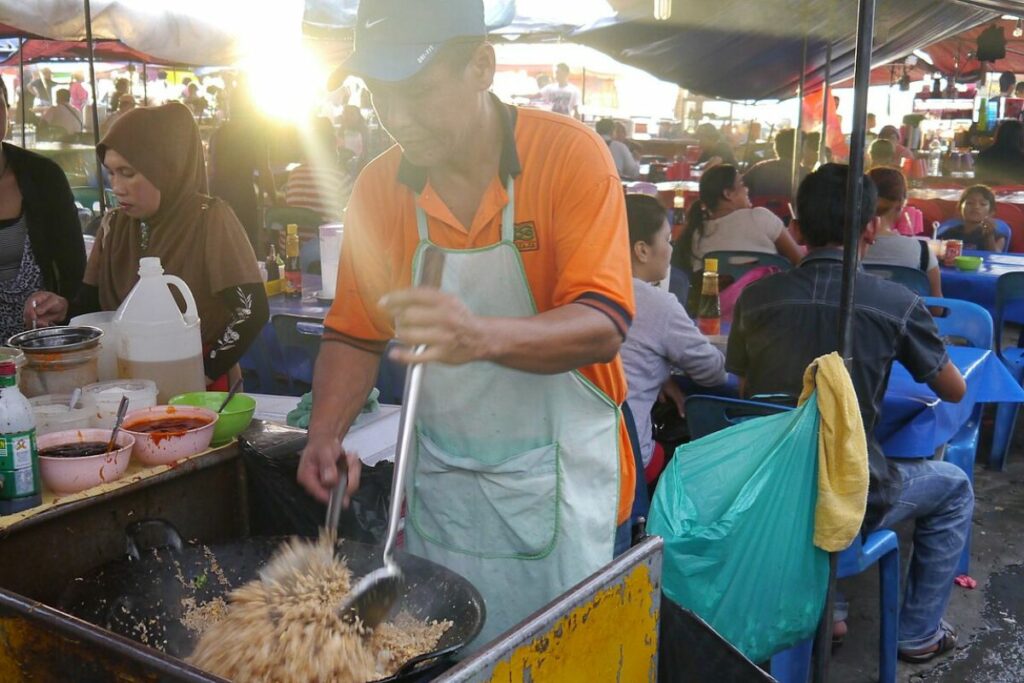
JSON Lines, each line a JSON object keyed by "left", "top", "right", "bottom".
{"left": 898, "top": 625, "right": 958, "bottom": 664}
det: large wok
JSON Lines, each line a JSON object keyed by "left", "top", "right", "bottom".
{"left": 59, "top": 520, "right": 485, "bottom": 682}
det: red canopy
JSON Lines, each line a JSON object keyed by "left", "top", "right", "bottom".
{"left": 1, "top": 39, "right": 167, "bottom": 66}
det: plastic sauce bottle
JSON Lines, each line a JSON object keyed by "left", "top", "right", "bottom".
{"left": 698, "top": 258, "right": 722, "bottom": 336}
{"left": 284, "top": 224, "right": 302, "bottom": 299}
{"left": 0, "top": 361, "right": 41, "bottom": 514}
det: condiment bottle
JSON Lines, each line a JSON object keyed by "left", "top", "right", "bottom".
{"left": 266, "top": 245, "right": 281, "bottom": 282}
{"left": 0, "top": 361, "right": 41, "bottom": 514}
{"left": 698, "top": 258, "right": 722, "bottom": 336}
{"left": 284, "top": 224, "right": 302, "bottom": 299}
{"left": 672, "top": 188, "right": 686, "bottom": 241}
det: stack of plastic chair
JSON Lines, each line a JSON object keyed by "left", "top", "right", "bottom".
{"left": 863, "top": 264, "right": 931, "bottom": 296}
{"left": 923, "top": 297, "right": 993, "bottom": 575}
{"left": 937, "top": 218, "right": 1012, "bottom": 253}
{"left": 991, "top": 272, "right": 1024, "bottom": 471}
{"left": 685, "top": 395, "right": 899, "bottom": 683}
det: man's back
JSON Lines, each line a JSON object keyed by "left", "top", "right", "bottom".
{"left": 726, "top": 249, "right": 948, "bottom": 508}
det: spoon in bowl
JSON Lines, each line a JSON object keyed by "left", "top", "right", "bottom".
{"left": 216, "top": 378, "right": 245, "bottom": 413}
{"left": 105, "top": 395, "right": 130, "bottom": 454}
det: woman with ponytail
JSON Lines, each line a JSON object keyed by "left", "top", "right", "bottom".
{"left": 674, "top": 164, "right": 802, "bottom": 272}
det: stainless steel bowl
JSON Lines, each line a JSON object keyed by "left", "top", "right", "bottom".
{"left": 8, "top": 326, "right": 103, "bottom": 353}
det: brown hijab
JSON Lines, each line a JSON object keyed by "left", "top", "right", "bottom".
{"left": 86, "top": 102, "right": 260, "bottom": 344}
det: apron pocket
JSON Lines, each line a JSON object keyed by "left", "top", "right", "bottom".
{"left": 409, "top": 430, "right": 559, "bottom": 560}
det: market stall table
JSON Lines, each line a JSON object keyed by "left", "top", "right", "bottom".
{"left": 876, "top": 345, "right": 1024, "bottom": 458}
{"left": 941, "top": 250, "right": 1024, "bottom": 323}
{"left": 267, "top": 273, "right": 330, "bottom": 319}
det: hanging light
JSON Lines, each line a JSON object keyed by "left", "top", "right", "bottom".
{"left": 654, "top": 0, "right": 672, "bottom": 21}
{"left": 1014, "top": 18, "right": 1023, "bottom": 38}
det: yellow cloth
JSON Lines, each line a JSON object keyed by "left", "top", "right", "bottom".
{"left": 798, "top": 352, "right": 869, "bottom": 551}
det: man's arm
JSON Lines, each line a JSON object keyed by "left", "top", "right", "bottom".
{"left": 383, "top": 289, "right": 621, "bottom": 373}
{"left": 297, "top": 340, "right": 381, "bottom": 503}
{"left": 927, "top": 361, "right": 966, "bottom": 403}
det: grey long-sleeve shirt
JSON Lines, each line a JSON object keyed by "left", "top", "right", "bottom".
{"left": 621, "top": 278, "right": 727, "bottom": 466}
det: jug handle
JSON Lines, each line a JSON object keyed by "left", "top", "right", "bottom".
{"left": 163, "top": 274, "right": 200, "bottom": 322}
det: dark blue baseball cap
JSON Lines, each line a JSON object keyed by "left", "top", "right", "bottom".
{"left": 328, "top": 0, "right": 486, "bottom": 89}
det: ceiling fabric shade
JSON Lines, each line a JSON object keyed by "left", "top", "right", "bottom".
{"left": 572, "top": 0, "right": 995, "bottom": 100}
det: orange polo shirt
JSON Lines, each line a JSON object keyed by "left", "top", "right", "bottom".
{"left": 325, "top": 101, "right": 636, "bottom": 524}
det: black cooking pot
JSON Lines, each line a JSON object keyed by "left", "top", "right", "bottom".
{"left": 59, "top": 520, "right": 485, "bottom": 682}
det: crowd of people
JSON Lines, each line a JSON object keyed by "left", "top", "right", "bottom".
{"left": 0, "top": 0, "right": 1018, "bottom": 672}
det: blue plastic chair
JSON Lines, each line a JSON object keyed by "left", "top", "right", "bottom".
{"left": 937, "top": 218, "right": 1012, "bottom": 253}
{"left": 991, "top": 272, "right": 1024, "bottom": 471}
{"left": 863, "top": 264, "right": 931, "bottom": 296}
{"left": 771, "top": 531, "right": 899, "bottom": 683}
{"left": 704, "top": 250, "right": 792, "bottom": 283}
{"left": 684, "top": 395, "right": 898, "bottom": 683}
{"left": 271, "top": 315, "right": 323, "bottom": 395}
{"left": 923, "top": 297, "right": 992, "bottom": 575}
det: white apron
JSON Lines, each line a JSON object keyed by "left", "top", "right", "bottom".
{"left": 404, "top": 179, "right": 623, "bottom": 649}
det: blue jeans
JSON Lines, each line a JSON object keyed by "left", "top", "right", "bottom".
{"left": 869, "top": 459, "right": 973, "bottom": 651}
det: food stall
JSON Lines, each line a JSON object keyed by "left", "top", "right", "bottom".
{"left": 0, "top": 410, "right": 665, "bottom": 681}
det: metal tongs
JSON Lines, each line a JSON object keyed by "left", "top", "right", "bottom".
{"left": 335, "top": 246, "right": 446, "bottom": 629}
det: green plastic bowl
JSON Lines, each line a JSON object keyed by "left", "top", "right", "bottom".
{"left": 168, "top": 391, "right": 256, "bottom": 445}
{"left": 954, "top": 255, "right": 982, "bottom": 272}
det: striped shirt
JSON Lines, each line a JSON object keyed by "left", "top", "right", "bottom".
{"left": 284, "top": 165, "right": 348, "bottom": 223}
{"left": 0, "top": 215, "right": 27, "bottom": 282}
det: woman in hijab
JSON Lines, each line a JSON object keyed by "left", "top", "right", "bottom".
{"left": 0, "top": 77, "right": 85, "bottom": 341}
{"left": 28, "top": 102, "right": 268, "bottom": 388}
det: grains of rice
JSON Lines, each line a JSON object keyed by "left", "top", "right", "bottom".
{"left": 187, "top": 534, "right": 451, "bottom": 682}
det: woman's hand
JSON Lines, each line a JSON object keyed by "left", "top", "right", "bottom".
{"left": 23, "top": 291, "right": 69, "bottom": 329}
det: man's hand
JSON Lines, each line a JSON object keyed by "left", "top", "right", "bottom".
{"left": 24, "top": 291, "right": 68, "bottom": 328}
{"left": 658, "top": 377, "right": 686, "bottom": 417}
{"left": 297, "top": 431, "right": 362, "bottom": 505}
{"left": 380, "top": 287, "right": 489, "bottom": 365}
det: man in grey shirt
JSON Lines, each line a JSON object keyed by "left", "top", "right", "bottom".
{"left": 621, "top": 194, "right": 727, "bottom": 466}
{"left": 597, "top": 118, "right": 640, "bottom": 180}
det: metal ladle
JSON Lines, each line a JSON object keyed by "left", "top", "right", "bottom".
{"left": 338, "top": 246, "right": 445, "bottom": 629}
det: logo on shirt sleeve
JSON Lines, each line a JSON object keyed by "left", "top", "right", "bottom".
{"left": 513, "top": 222, "right": 539, "bottom": 252}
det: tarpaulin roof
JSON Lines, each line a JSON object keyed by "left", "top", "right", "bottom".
{"left": 0, "top": 39, "right": 164, "bottom": 65}
{"left": 0, "top": 0, "right": 305, "bottom": 66}
{"left": 572, "top": 0, "right": 997, "bottom": 101}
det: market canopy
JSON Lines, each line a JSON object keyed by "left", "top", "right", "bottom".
{"left": 572, "top": 0, "right": 997, "bottom": 100}
{"left": 0, "top": 38, "right": 165, "bottom": 66}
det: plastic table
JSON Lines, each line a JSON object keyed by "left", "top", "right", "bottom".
{"left": 875, "top": 346, "right": 1024, "bottom": 458}
{"left": 940, "top": 250, "right": 1024, "bottom": 324}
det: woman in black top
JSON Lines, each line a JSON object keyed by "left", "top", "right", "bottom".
{"left": 941, "top": 185, "right": 1006, "bottom": 252}
{"left": 975, "top": 120, "right": 1024, "bottom": 186}
{"left": 0, "top": 78, "right": 85, "bottom": 339}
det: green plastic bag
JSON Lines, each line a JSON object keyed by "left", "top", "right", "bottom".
{"left": 648, "top": 395, "right": 829, "bottom": 663}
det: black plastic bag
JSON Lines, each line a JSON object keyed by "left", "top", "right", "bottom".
{"left": 240, "top": 421, "right": 393, "bottom": 543}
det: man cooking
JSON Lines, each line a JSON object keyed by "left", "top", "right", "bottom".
{"left": 298, "top": 0, "right": 637, "bottom": 648}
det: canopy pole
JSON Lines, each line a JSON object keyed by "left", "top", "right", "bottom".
{"left": 142, "top": 63, "right": 148, "bottom": 104}
{"left": 791, "top": 33, "right": 807, "bottom": 201}
{"left": 83, "top": 0, "right": 106, "bottom": 213}
{"left": 819, "top": 41, "right": 832, "bottom": 166}
{"left": 18, "top": 38, "right": 25, "bottom": 148}
{"left": 811, "top": 4, "right": 876, "bottom": 682}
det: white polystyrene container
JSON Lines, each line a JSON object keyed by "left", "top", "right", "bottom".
{"left": 70, "top": 311, "right": 118, "bottom": 381}
{"left": 82, "top": 379, "right": 158, "bottom": 429}
{"left": 113, "top": 257, "right": 205, "bottom": 403}
{"left": 29, "top": 393, "right": 91, "bottom": 435}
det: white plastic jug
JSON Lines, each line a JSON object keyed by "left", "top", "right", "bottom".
{"left": 113, "top": 257, "right": 205, "bottom": 403}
